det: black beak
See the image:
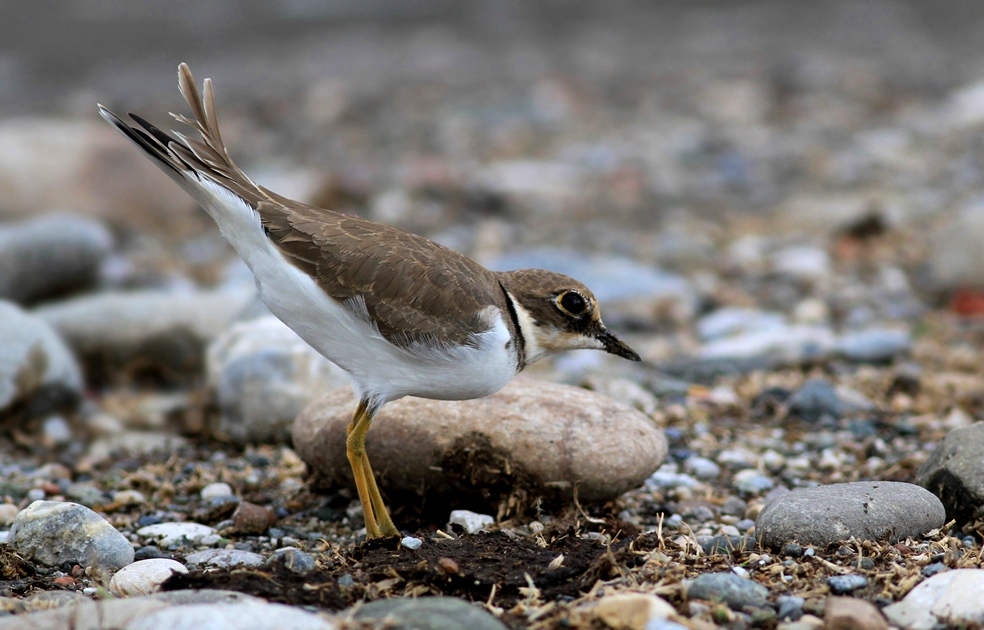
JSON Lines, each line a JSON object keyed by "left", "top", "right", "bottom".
{"left": 597, "top": 329, "right": 641, "bottom": 361}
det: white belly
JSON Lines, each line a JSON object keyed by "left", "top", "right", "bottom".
{"left": 198, "top": 180, "right": 519, "bottom": 404}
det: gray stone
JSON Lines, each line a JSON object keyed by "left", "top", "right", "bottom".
{"left": 0, "top": 301, "right": 83, "bottom": 414}
{"left": 401, "top": 536, "right": 423, "bottom": 550}
{"left": 185, "top": 548, "right": 264, "bottom": 569}
{"left": 696, "top": 308, "right": 785, "bottom": 342}
{"left": 686, "top": 572, "right": 770, "bottom": 610}
{"left": 353, "top": 596, "right": 507, "bottom": 630}
{"left": 293, "top": 379, "right": 666, "bottom": 505}
{"left": 827, "top": 574, "right": 868, "bottom": 595}
{"left": 786, "top": 378, "right": 844, "bottom": 421}
{"left": 698, "top": 325, "right": 836, "bottom": 363}
{"left": 35, "top": 288, "right": 255, "bottom": 379}
{"left": 0, "top": 214, "right": 113, "bottom": 304}
{"left": 835, "top": 328, "right": 912, "bottom": 363}
{"left": 65, "top": 483, "right": 107, "bottom": 508}
{"left": 206, "top": 316, "right": 350, "bottom": 444}
{"left": 732, "top": 469, "right": 775, "bottom": 495}
{"left": 756, "top": 481, "right": 945, "bottom": 549}
{"left": 777, "top": 595, "right": 805, "bottom": 621}
{"left": 9, "top": 500, "right": 134, "bottom": 569}
{"left": 124, "top": 600, "right": 335, "bottom": 630}
{"left": 267, "top": 547, "right": 317, "bottom": 575}
{"left": 917, "top": 422, "right": 984, "bottom": 524}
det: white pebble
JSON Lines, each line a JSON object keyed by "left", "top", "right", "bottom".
{"left": 448, "top": 509, "right": 494, "bottom": 534}
{"left": 200, "top": 482, "right": 234, "bottom": 500}
{"left": 136, "top": 522, "right": 215, "bottom": 547}
{"left": 401, "top": 536, "right": 423, "bottom": 550}
{"left": 109, "top": 558, "right": 189, "bottom": 596}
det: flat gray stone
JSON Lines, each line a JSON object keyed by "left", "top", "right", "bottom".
{"left": 185, "top": 548, "right": 264, "bottom": 569}
{"left": 35, "top": 288, "right": 254, "bottom": 380}
{"left": 9, "top": 500, "right": 134, "bottom": 569}
{"left": 353, "top": 596, "right": 506, "bottom": 630}
{"left": 686, "top": 572, "right": 770, "bottom": 610}
{"left": 917, "top": 422, "right": 984, "bottom": 524}
{"left": 0, "top": 213, "right": 113, "bottom": 304}
{"left": 293, "top": 378, "right": 666, "bottom": 506}
{"left": 756, "top": 481, "right": 945, "bottom": 549}
{"left": 0, "top": 301, "right": 83, "bottom": 413}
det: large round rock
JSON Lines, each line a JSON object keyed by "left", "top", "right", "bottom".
{"left": 9, "top": 500, "right": 134, "bottom": 569}
{"left": 756, "top": 481, "right": 945, "bottom": 549}
{"left": 293, "top": 379, "right": 666, "bottom": 506}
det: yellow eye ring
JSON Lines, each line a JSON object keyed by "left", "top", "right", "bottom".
{"left": 556, "top": 290, "right": 587, "bottom": 316}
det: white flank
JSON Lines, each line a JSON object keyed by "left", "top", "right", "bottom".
{"left": 196, "top": 178, "right": 518, "bottom": 404}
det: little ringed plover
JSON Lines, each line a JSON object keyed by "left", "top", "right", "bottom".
{"left": 98, "top": 64, "right": 640, "bottom": 539}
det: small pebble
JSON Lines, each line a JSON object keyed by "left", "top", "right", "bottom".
{"left": 401, "top": 536, "right": 423, "bottom": 550}
{"left": 827, "top": 574, "right": 868, "bottom": 594}
{"left": 200, "top": 483, "right": 234, "bottom": 500}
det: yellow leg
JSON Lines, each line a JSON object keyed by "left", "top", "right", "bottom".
{"left": 346, "top": 400, "right": 398, "bottom": 539}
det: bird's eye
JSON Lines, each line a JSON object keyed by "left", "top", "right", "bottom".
{"left": 557, "top": 291, "right": 587, "bottom": 316}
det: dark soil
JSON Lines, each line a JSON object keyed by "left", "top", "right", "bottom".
{"left": 164, "top": 524, "right": 641, "bottom": 613}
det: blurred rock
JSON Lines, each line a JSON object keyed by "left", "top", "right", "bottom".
{"left": 695, "top": 308, "right": 785, "bottom": 342}
{"left": 686, "top": 572, "right": 769, "bottom": 610}
{"left": 0, "top": 118, "right": 195, "bottom": 226}
{"left": 928, "top": 198, "right": 984, "bottom": 292}
{"left": 595, "top": 592, "right": 676, "bottom": 629}
{"left": 9, "top": 500, "right": 134, "bottom": 569}
{"left": 0, "top": 214, "right": 113, "bottom": 304}
{"left": 835, "top": 328, "right": 912, "bottom": 363}
{"left": 353, "top": 596, "right": 505, "bottom": 630}
{"left": 698, "top": 325, "right": 835, "bottom": 363}
{"left": 0, "top": 300, "right": 83, "bottom": 415}
{"left": 125, "top": 599, "right": 335, "bottom": 630}
{"left": 917, "top": 422, "right": 984, "bottom": 524}
{"left": 293, "top": 379, "right": 666, "bottom": 506}
{"left": 756, "top": 482, "right": 945, "bottom": 549}
{"left": 824, "top": 597, "right": 888, "bottom": 630}
{"left": 35, "top": 288, "right": 254, "bottom": 383}
{"left": 884, "top": 569, "right": 984, "bottom": 629}
{"left": 206, "top": 316, "right": 350, "bottom": 444}
{"left": 0, "top": 590, "right": 261, "bottom": 630}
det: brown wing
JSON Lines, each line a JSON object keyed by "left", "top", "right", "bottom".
{"left": 259, "top": 199, "right": 504, "bottom": 347}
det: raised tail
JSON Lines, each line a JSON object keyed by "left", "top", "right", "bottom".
{"left": 98, "top": 63, "right": 264, "bottom": 208}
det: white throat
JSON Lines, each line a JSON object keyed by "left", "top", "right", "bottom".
{"left": 506, "top": 292, "right": 548, "bottom": 365}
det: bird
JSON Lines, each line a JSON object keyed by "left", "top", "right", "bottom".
{"left": 98, "top": 63, "right": 641, "bottom": 539}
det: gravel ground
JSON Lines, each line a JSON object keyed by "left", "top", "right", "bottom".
{"left": 2, "top": 2, "right": 984, "bottom": 629}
